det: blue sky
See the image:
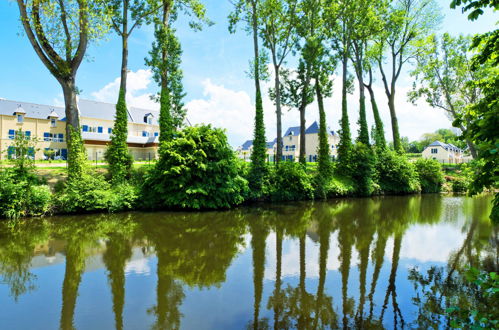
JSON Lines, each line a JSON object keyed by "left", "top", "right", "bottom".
{"left": 0, "top": 0, "right": 497, "bottom": 146}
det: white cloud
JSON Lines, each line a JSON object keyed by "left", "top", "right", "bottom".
{"left": 89, "top": 68, "right": 453, "bottom": 147}
{"left": 91, "top": 69, "right": 159, "bottom": 110}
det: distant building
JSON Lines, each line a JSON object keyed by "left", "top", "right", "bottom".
{"left": 421, "top": 140, "right": 466, "bottom": 163}
{"left": 237, "top": 121, "right": 340, "bottom": 162}
{"left": 0, "top": 98, "right": 166, "bottom": 161}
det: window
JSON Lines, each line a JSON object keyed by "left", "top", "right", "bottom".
{"left": 142, "top": 131, "right": 149, "bottom": 137}
{"left": 108, "top": 128, "right": 113, "bottom": 134}
{"left": 82, "top": 125, "right": 89, "bottom": 132}
{"left": 25, "top": 131, "right": 31, "bottom": 139}
{"left": 431, "top": 148, "right": 438, "bottom": 154}
{"left": 289, "top": 136, "right": 292, "bottom": 141}
{"left": 44, "top": 132, "right": 51, "bottom": 141}
{"left": 154, "top": 132, "right": 159, "bottom": 137}
{"left": 17, "top": 114, "right": 23, "bottom": 123}
{"left": 98, "top": 126, "right": 103, "bottom": 133}
{"left": 147, "top": 117, "right": 153, "bottom": 125}
{"left": 51, "top": 118, "right": 56, "bottom": 127}
{"left": 56, "top": 133, "right": 64, "bottom": 142}
{"left": 8, "top": 129, "right": 15, "bottom": 140}
{"left": 285, "top": 145, "right": 289, "bottom": 151}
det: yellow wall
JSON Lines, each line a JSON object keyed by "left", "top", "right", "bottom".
{"left": 0, "top": 114, "right": 159, "bottom": 161}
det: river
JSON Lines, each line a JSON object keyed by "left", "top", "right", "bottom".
{"left": 0, "top": 194, "right": 496, "bottom": 329}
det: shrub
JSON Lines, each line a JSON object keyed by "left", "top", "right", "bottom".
{"left": 322, "top": 175, "right": 356, "bottom": 198}
{"left": 377, "top": 150, "right": 420, "bottom": 194}
{"left": 415, "top": 158, "right": 444, "bottom": 193}
{"left": 349, "top": 142, "right": 376, "bottom": 196}
{"left": 56, "top": 173, "right": 138, "bottom": 213}
{"left": 451, "top": 177, "right": 468, "bottom": 192}
{"left": 269, "top": 162, "right": 314, "bottom": 202}
{"left": 0, "top": 170, "right": 52, "bottom": 219}
{"left": 143, "top": 125, "right": 248, "bottom": 209}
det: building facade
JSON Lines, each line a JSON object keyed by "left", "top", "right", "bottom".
{"left": 0, "top": 98, "right": 161, "bottom": 161}
{"left": 237, "top": 121, "right": 340, "bottom": 162}
{"left": 421, "top": 140, "right": 465, "bottom": 163}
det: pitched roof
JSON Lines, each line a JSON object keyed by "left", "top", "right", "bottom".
{"left": 284, "top": 126, "right": 300, "bottom": 136}
{"left": 266, "top": 140, "right": 276, "bottom": 149}
{"left": 427, "top": 140, "right": 463, "bottom": 152}
{"left": 305, "top": 121, "right": 319, "bottom": 134}
{"left": 241, "top": 140, "right": 253, "bottom": 150}
{"left": 0, "top": 98, "right": 162, "bottom": 125}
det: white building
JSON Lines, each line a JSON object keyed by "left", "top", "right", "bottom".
{"left": 237, "top": 121, "right": 340, "bottom": 162}
{"left": 422, "top": 140, "right": 465, "bottom": 164}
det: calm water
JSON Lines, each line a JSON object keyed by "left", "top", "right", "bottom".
{"left": 0, "top": 195, "right": 496, "bottom": 330}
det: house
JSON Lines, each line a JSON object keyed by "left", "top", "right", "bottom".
{"left": 237, "top": 121, "right": 340, "bottom": 162}
{"left": 421, "top": 140, "right": 465, "bottom": 163}
{"left": 236, "top": 139, "right": 277, "bottom": 162}
{"left": 0, "top": 98, "right": 164, "bottom": 161}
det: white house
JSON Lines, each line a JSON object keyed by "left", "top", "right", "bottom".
{"left": 237, "top": 121, "right": 340, "bottom": 162}
{"left": 422, "top": 140, "right": 465, "bottom": 164}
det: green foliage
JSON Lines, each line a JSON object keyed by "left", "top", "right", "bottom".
{"left": 106, "top": 90, "right": 133, "bottom": 184}
{"left": 56, "top": 174, "right": 138, "bottom": 214}
{"left": 415, "top": 158, "right": 445, "bottom": 193}
{"left": 5, "top": 129, "right": 37, "bottom": 180}
{"left": 269, "top": 162, "right": 314, "bottom": 202}
{"left": 249, "top": 89, "right": 269, "bottom": 196}
{"left": 451, "top": 177, "right": 469, "bottom": 193}
{"left": 348, "top": 142, "right": 376, "bottom": 196}
{"left": 66, "top": 126, "right": 87, "bottom": 182}
{"left": 409, "top": 266, "right": 499, "bottom": 329}
{"left": 0, "top": 170, "right": 52, "bottom": 220}
{"left": 143, "top": 125, "right": 248, "bottom": 209}
{"left": 377, "top": 150, "right": 421, "bottom": 194}
{"left": 319, "top": 175, "right": 356, "bottom": 198}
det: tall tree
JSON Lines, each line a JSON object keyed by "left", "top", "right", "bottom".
{"left": 410, "top": 33, "right": 484, "bottom": 158}
{"left": 106, "top": 0, "right": 160, "bottom": 183}
{"left": 230, "top": 0, "right": 268, "bottom": 194}
{"left": 146, "top": 0, "right": 208, "bottom": 148}
{"left": 364, "top": 65, "right": 387, "bottom": 150}
{"left": 15, "top": 0, "right": 109, "bottom": 179}
{"left": 451, "top": 0, "right": 498, "bottom": 224}
{"left": 326, "top": 0, "right": 355, "bottom": 163}
{"left": 349, "top": 0, "right": 384, "bottom": 146}
{"left": 260, "top": 0, "right": 298, "bottom": 164}
{"left": 374, "top": 0, "right": 440, "bottom": 153}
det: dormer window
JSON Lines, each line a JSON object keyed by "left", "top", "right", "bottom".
{"left": 51, "top": 118, "right": 57, "bottom": 127}
{"left": 17, "top": 114, "right": 24, "bottom": 123}
{"left": 144, "top": 113, "right": 154, "bottom": 125}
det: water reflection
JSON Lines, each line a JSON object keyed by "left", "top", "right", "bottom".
{"left": 0, "top": 195, "right": 496, "bottom": 329}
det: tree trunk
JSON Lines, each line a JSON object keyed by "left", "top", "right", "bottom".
{"left": 338, "top": 45, "right": 352, "bottom": 162}
{"left": 120, "top": 2, "right": 128, "bottom": 95}
{"left": 316, "top": 78, "right": 331, "bottom": 177}
{"left": 299, "top": 106, "right": 306, "bottom": 164}
{"left": 357, "top": 76, "right": 369, "bottom": 145}
{"left": 366, "top": 82, "right": 386, "bottom": 149}
{"left": 274, "top": 64, "right": 283, "bottom": 164}
{"left": 388, "top": 95, "right": 402, "bottom": 153}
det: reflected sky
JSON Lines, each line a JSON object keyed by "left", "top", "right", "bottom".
{"left": 0, "top": 194, "right": 496, "bottom": 330}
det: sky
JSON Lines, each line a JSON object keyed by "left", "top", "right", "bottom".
{"left": 0, "top": 1, "right": 497, "bottom": 147}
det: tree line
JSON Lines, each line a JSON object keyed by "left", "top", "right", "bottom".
{"left": 11, "top": 0, "right": 497, "bottom": 221}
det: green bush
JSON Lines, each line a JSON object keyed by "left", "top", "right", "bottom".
{"left": 269, "top": 162, "right": 314, "bottom": 202}
{"left": 377, "top": 150, "right": 420, "bottom": 194}
{"left": 143, "top": 125, "right": 248, "bottom": 209}
{"left": 322, "top": 175, "right": 355, "bottom": 198}
{"left": 451, "top": 177, "right": 468, "bottom": 193}
{"left": 415, "top": 158, "right": 444, "bottom": 193}
{"left": 0, "top": 170, "right": 52, "bottom": 219}
{"left": 56, "top": 173, "right": 138, "bottom": 213}
{"left": 349, "top": 142, "right": 376, "bottom": 196}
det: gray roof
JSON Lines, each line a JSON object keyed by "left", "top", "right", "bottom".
{"left": 284, "top": 126, "right": 300, "bottom": 136}
{"left": 305, "top": 121, "right": 319, "bottom": 134}
{"left": 241, "top": 140, "right": 253, "bottom": 150}
{"left": 0, "top": 98, "right": 161, "bottom": 125}
{"left": 78, "top": 99, "right": 160, "bottom": 125}
{"left": 427, "top": 140, "right": 463, "bottom": 152}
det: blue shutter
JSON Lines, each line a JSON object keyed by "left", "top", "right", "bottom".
{"left": 43, "top": 132, "right": 50, "bottom": 141}
{"left": 108, "top": 128, "right": 112, "bottom": 134}
{"left": 61, "top": 149, "right": 68, "bottom": 160}
{"left": 25, "top": 131, "right": 31, "bottom": 138}
{"left": 142, "top": 131, "right": 147, "bottom": 137}
{"left": 58, "top": 133, "right": 64, "bottom": 141}
{"left": 82, "top": 125, "right": 88, "bottom": 132}
{"left": 98, "top": 126, "right": 103, "bottom": 133}
{"left": 154, "top": 132, "right": 159, "bottom": 137}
